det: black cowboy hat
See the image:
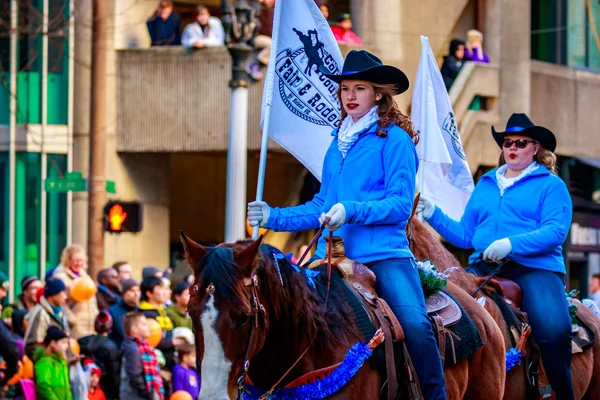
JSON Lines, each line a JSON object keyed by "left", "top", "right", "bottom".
{"left": 491, "top": 113, "right": 557, "bottom": 152}
{"left": 319, "top": 50, "right": 409, "bottom": 95}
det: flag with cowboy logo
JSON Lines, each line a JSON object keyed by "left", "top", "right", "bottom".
{"left": 412, "top": 36, "right": 474, "bottom": 219}
{"left": 260, "top": 0, "right": 344, "bottom": 181}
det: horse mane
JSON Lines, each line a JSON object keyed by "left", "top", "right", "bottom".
{"left": 409, "top": 218, "right": 478, "bottom": 292}
{"left": 201, "top": 241, "right": 361, "bottom": 356}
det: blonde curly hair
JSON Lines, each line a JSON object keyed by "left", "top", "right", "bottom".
{"left": 59, "top": 244, "right": 87, "bottom": 268}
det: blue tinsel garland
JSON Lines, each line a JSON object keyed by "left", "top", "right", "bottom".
{"left": 243, "top": 341, "right": 374, "bottom": 400}
{"left": 505, "top": 348, "right": 523, "bottom": 372}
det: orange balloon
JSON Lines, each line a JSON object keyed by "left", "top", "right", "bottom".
{"left": 71, "top": 277, "right": 97, "bottom": 302}
{"left": 70, "top": 338, "right": 80, "bottom": 355}
{"left": 147, "top": 318, "right": 162, "bottom": 348}
{"left": 21, "top": 356, "right": 34, "bottom": 380}
{"left": 6, "top": 361, "right": 22, "bottom": 385}
{"left": 246, "top": 218, "right": 267, "bottom": 237}
{"left": 170, "top": 391, "right": 193, "bottom": 400}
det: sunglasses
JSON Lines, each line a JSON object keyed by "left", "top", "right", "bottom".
{"left": 502, "top": 139, "right": 537, "bottom": 149}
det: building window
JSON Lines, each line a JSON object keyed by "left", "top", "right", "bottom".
{"left": 532, "top": 0, "right": 600, "bottom": 71}
{"left": 0, "top": 153, "right": 8, "bottom": 278}
{"left": 46, "top": 153, "right": 67, "bottom": 269}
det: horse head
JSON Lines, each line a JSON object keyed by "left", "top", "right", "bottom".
{"left": 181, "top": 232, "right": 267, "bottom": 400}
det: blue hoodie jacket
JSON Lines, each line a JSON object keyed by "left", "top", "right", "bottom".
{"left": 426, "top": 165, "right": 572, "bottom": 273}
{"left": 266, "top": 122, "right": 418, "bottom": 264}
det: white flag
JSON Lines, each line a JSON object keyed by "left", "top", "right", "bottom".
{"left": 260, "top": 0, "right": 344, "bottom": 181}
{"left": 412, "top": 36, "right": 474, "bottom": 220}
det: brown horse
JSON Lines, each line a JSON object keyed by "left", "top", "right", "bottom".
{"left": 183, "top": 230, "right": 508, "bottom": 399}
{"left": 408, "top": 217, "right": 600, "bottom": 399}
{"left": 182, "top": 234, "right": 382, "bottom": 400}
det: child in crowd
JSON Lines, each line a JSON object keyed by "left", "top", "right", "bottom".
{"left": 84, "top": 361, "right": 106, "bottom": 400}
{"left": 33, "top": 326, "right": 72, "bottom": 400}
{"left": 120, "top": 312, "right": 164, "bottom": 400}
{"left": 172, "top": 343, "right": 200, "bottom": 399}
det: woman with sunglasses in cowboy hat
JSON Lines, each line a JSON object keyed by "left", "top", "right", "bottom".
{"left": 418, "top": 113, "right": 574, "bottom": 399}
{"left": 248, "top": 50, "right": 447, "bottom": 399}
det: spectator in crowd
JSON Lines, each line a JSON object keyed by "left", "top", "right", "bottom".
{"left": 331, "top": 13, "right": 363, "bottom": 45}
{"left": 166, "top": 282, "right": 192, "bottom": 330}
{"left": 0, "top": 290, "right": 19, "bottom": 389}
{"left": 172, "top": 343, "right": 200, "bottom": 399}
{"left": 1, "top": 275, "right": 43, "bottom": 326}
{"left": 79, "top": 311, "right": 120, "bottom": 400}
{"left": 33, "top": 326, "right": 72, "bottom": 400}
{"left": 53, "top": 244, "right": 99, "bottom": 339}
{"left": 84, "top": 361, "right": 106, "bottom": 400}
{"left": 246, "top": 0, "right": 274, "bottom": 81}
{"left": 441, "top": 39, "right": 465, "bottom": 90}
{"left": 112, "top": 261, "right": 133, "bottom": 282}
{"left": 108, "top": 279, "right": 141, "bottom": 348}
{"left": 464, "top": 29, "right": 490, "bottom": 63}
{"left": 24, "top": 278, "right": 75, "bottom": 359}
{"left": 147, "top": 0, "right": 182, "bottom": 46}
{"left": 120, "top": 312, "right": 164, "bottom": 400}
{"left": 316, "top": 1, "right": 334, "bottom": 25}
{"left": 0, "top": 271, "right": 10, "bottom": 326}
{"left": 162, "top": 278, "right": 173, "bottom": 307}
{"left": 96, "top": 268, "right": 121, "bottom": 311}
{"left": 139, "top": 277, "right": 184, "bottom": 371}
{"left": 182, "top": 5, "right": 225, "bottom": 49}
{"left": 590, "top": 274, "right": 600, "bottom": 308}
{"left": 142, "top": 266, "right": 163, "bottom": 280}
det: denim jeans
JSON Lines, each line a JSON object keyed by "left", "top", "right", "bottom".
{"left": 469, "top": 261, "right": 574, "bottom": 400}
{"left": 366, "top": 258, "right": 447, "bottom": 400}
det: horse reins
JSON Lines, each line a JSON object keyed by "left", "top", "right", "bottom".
{"left": 237, "top": 218, "right": 333, "bottom": 400}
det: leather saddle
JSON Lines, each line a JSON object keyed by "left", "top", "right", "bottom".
{"left": 309, "top": 237, "right": 463, "bottom": 399}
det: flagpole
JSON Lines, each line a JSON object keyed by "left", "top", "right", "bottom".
{"left": 417, "top": 36, "right": 428, "bottom": 205}
{"left": 253, "top": 0, "right": 283, "bottom": 239}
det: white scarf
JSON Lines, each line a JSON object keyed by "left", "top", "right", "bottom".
{"left": 337, "top": 106, "right": 379, "bottom": 158}
{"left": 496, "top": 161, "right": 540, "bottom": 196}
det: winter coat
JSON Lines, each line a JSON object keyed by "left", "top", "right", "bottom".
{"left": 107, "top": 299, "right": 138, "bottom": 348}
{"left": 440, "top": 54, "right": 464, "bottom": 90}
{"left": 266, "top": 122, "right": 418, "bottom": 264}
{"left": 119, "top": 338, "right": 155, "bottom": 400}
{"left": 0, "top": 321, "right": 18, "bottom": 386}
{"left": 172, "top": 364, "right": 200, "bottom": 399}
{"left": 181, "top": 17, "right": 225, "bottom": 48}
{"left": 23, "top": 297, "right": 76, "bottom": 360}
{"left": 53, "top": 265, "right": 99, "bottom": 339}
{"left": 78, "top": 334, "right": 120, "bottom": 400}
{"left": 139, "top": 301, "right": 176, "bottom": 371}
{"left": 33, "top": 346, "right": 72, "bottom": 400}
{"left": 147, "top": 12, "right": 182, "bottom": 46}
{"left": 166, "top": 305, "right": 192, "bottom": 330}
{"left": 96, "top": 284, "right": 120, "bottom": 311}
{"left": 427, "top": 165, "right": 572, "bottom": 273}
{"left": 330, "top": 26, "right": 363, "bottom": 45}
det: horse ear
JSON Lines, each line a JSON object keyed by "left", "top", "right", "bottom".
{"left": 235, "top": 236, "right": 264, "bottom": 276}
{"left": 180, "top": 231, "right": 208, "bottom": 271}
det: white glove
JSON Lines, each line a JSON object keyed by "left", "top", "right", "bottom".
{"left": 319, "top": 203, "right": 347, "bottom": 231}
{"left": 416, "top": 196, "right": 435, "bottom": 219}
{"left": 247, "top": 201, "right": 271, "bottom": 227}
{"left": 483, "top": 238, "right": 512, "bottom": 263}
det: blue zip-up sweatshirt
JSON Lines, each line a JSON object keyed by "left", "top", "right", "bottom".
{"left": 266, "top": 122, "right": 418, "bottom": 264}
{"left": 426, "top": 165, "right": 572, "bottom": 273}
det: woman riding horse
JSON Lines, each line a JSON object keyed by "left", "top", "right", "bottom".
{"left": 417, "top": 113, "right": 574, "bottom": 399}
{"left": 248, "top": 50, "right": 447, "bottom": 399}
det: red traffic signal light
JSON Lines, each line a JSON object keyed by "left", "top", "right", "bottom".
{"left": 104, "top": 201, "right": 143, "bottom": 233}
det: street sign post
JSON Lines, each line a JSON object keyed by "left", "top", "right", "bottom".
{"left": 44, "top": 172, "right": 116, "bottom": 194}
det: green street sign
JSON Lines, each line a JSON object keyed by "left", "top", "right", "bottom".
{"left": 106, "top": 181, "right": 116, "bottom": 194}
{"left": 66, "top": 171, "right": 83, "bottom": 180}
{"left": 45, "top": 178, "right": 87, "bottom": 193}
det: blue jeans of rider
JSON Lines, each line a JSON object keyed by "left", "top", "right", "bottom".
{"left": 469, "top": 261, "right": 574, "bottom": 400}
{"left": 366, "top": 258, "right": 447, "bottom": 400}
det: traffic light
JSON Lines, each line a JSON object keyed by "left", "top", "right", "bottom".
{"left": 104, "top": 201, "right": 143, "bottom": 233}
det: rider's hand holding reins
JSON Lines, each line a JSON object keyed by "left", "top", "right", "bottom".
{"left": 320, "top": 203, "right": 347, "bottom": 231}
{"left": 416, "top": 195, "right": 434, "bottom": 219}
{"left": 483, "top": 238, "right": 512, "bottom": 263}
{"left": 248, "top": 201, "right": 271, "bottom": 227}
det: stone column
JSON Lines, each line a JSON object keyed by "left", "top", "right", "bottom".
{"left": 498, "top": 0, "right": 531, "bottom": 123}
{"left": 72, "top": 0, "right": 92, "bottom": 246}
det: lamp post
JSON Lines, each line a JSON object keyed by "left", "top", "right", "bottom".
{"left": 222, "top": 0, "right": 258, "bottom": 242}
